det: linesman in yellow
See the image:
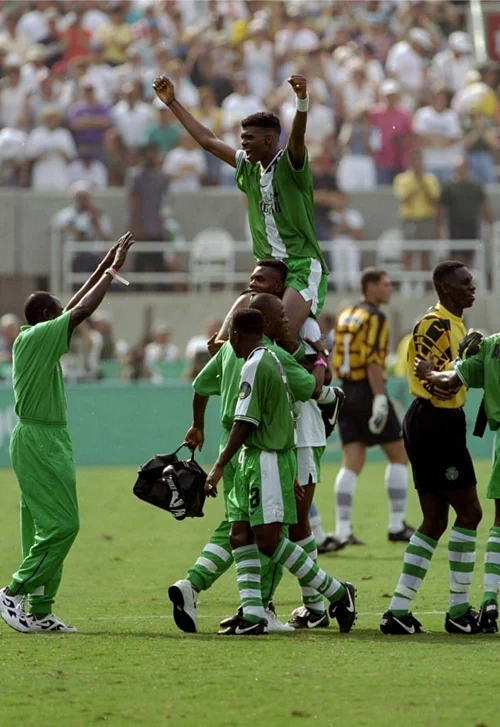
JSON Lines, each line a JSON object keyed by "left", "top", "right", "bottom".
{"left": 331, "top": 268, "right": 413, "bottom": 549}
{"left": 381, "top": 261, "right": 483, "bottom": 636}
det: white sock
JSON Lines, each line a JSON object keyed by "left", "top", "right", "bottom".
{"left": 334, "top": 467, "right": 357, "bottom": 540}
{"left": 309, "top": 502, "right": 327, "bottom": 546}
{"left": 385, "top": 463, "right": 408, "bottom": 534}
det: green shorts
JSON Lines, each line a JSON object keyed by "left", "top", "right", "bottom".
{"left": 220, "top": 428, "right": 240, "bottom": 515}
{"left": 487, "top": 432, "right": 500, "bottom": 499}
{"left": 296, "top": 446, "right": 325, "bottom": 487}
{"left": 284, "top": 257, "right": 328, "bottom": 319}
{"left": 227, "top": 447, "right": 298, "bottom": 527}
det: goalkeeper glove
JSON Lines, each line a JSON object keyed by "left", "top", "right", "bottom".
{"left": 368, "top": 394, "right": 389, "bottom": 435}
{"left": 458, "top": 330, "right": 484, "bottom": 359}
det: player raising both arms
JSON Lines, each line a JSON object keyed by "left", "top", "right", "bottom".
{"left": 152, "top": 73, "right": 328, "bottom": 345}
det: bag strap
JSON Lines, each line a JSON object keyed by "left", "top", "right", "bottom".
{"left": 174, "top": 442, "right": 196, "bottom": 462}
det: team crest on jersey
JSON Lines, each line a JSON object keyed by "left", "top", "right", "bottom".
{"left": 239, "top": 382, "right": 252, "bottom": 399}
{"left": 445, "top": 467, "right": 459, "bottom": 481}
{"left": 260, "top": 190, "right": 280, "bottom": 215}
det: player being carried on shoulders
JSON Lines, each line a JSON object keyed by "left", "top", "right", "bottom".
{"left": 152, "top": 73, "right": 328, "bottom": 349}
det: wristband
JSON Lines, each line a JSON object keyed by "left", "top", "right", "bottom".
{"left": 296, "top": 94, "right": 309, "bottom": 112}
{"left": 313, "top": 358, "right": 327, "bottom": 368}
{"left": 105, "top": 267, "right": 130, "bottom": 286}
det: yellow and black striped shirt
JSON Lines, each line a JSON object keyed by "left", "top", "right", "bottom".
{"left": 332, "top": 301, "right": 389, "bottom": 382}
{"left": 407, "top": 302, "right": 466, "bottom": 408}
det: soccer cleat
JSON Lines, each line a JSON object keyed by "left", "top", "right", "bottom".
{"left": 168, "top": 579, "right": 198, "bottom": 633}
{"left": 218, "top": 616, "right": 267, "bottom": 636}
{"left": 0, "top": 586, "right": 30, "bottom": 633}
{"left": 343, "top": 533, "right": 367, "bottom": 546}
{"left": 479, "top": 600, "right": 499, "bottom": 634}
{"left": 287, "top": 606, "right": 329, "bottom": 630}
{"left": 317, "top": 534, "right": 345, "bottom": 554}
{"left": 219, "top": 605, "right": 243, "bottom": 629}
{"left": 388, "top": 522, "right": 415, "bottom": 542}
{"left": 328, "top": 582, "right": 357, "bottom": 633}
{"left": 265, "top": 606, "right": 295, "bottom": 633}
{"left": 25, "top": 613, "right": 77, "bottom": 633}
{"left": 380, "top": 610, "right": 424, "bottom": 635}
{"left": 445, "top": 607, "right": 480, "bottom": 635}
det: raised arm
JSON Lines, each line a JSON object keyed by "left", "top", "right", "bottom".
{"left": 64, "top": 242, "right": 118, "bottom": 312}
{"left": 152, "top": 75, "right": 237, "bottom": 168}
{"left": 286, "top": 74, "right": 308, "bottom": 170}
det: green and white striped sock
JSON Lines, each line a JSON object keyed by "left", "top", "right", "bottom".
{"left": 187, "top": 524, "right": 233, "bottom": 593}
{"left": 448, "top": 526, "right": 477, "bottom": 619}
{"left": 272, "top": 537, "right": 345, "bottom": 603}
{"left": 295, "top": 535, "right": 326, "bottom": 613}
{"left": 482, "top": 525, "right": 500, "bottom": 605}
{"left": 389, "top": 531, "right": 437, "bottom": 615}
{"left": 232, "top": 544, "right": 266, "bottom": 624}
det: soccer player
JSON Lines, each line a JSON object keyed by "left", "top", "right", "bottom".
{"left": 204, "top": 309, "right": 356, "bottom": 636}
{"left": 381, "top": 261, "right": 482, "bottom": 636}
{"left": 0, "top": 233, "right": 134, "bottom": 633}
{"left": 152, "top": 73, "right": 328, "bottom": 344}
{"left": 170, "top": 294, "right": 341, "bottom": 633}
{"left": 331, "top": 268, "right": 413, "bottom": 547}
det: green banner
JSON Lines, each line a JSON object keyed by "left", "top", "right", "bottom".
{"left": 0, "top": 380, "right": 493, "bottom": 469}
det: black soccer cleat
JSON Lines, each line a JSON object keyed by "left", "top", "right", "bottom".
{"left": 317, "top": 535, "right": 345, "bottom": 554}
{"left": 344, "top": 533, "right": 367, "bottom": 546}
{"left": 218, "top": 616, "right": 267, "bottom": 636}
{"left": 287, "top": 606, "right": 329, "bottom": 630}
{"left": 380, "top": 610, "right": 424, "bottom": 635}
{"left": 479, "top": 600, "right": 499, "bottom": 634}
{"left": 328, "top": 582, "right": 356, "bottom": 633}
{"left": 445, "top": 606, "right": 480, "bottom": 635}
{"left": 388, "top": 522, "right": 415, "bottom": 543}
{"left": 219, "top": 605, "right": 243, "bottom": 629}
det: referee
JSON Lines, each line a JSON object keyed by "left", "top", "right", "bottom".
{"left": 331, "top": 268, "right": 413, "bottom": 547}
{"left": 381, "top": 261, "right": 482, "bottom": 636}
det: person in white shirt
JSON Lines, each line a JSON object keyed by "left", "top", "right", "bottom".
{"left": 0, "top": 56, "right": 29, "bottom": 128}
{"left": 111, "top": 82, "right": 152, "bottom": 149}
{"left": 0, "top": 10, "right": 30, "bottom": 61}
{"left": 386, "top": 28, "right": 433, "bottom": 109}
{"left": 16, "top": 3, "right": 49, "bottom": 44}
{"left": 68, "top": 154, "right": 109, "bottom": 188}
{"left": 26, "top": 106, "right": 77, "bottom": 190}
{"left": 145, "top": 323, "right": 180, "bottom": 365}
{"left": 163, "top": 133, "right": 207, "bottom": 194}
{"left": 85, "top": 41, "right": 118, "bottom": 101}
{"left": 221, "top": 77, "right": 262, "bottom": 131}
{"left": 330, "top": 191, "right": 365, "bottom": 292}
{"left": 341, "top": 61, "right": 377, "bottom": 122}
{"left": 243, "top": 21, "right": 274, "bottom": 101}
{"left": 413, "top": 87, "right": 463, "bottom": 186}
{"left": 432, "top": 31, "right": 473, "bottom": 95}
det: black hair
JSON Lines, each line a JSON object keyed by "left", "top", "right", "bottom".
{"left": 432, "top": 261, "right": 465, "bottom": 289}
{"left": 241, "top": 112, "right": 281, "bottom": 136}
{"left": 24, "top": 291, "right": 60, "bottom": 326}
{"left": 231, "top": 308, "right": 265, "bottom": 336}
{"left": 248, "top": 293, "right": 283, "bottom": 314}
{"left": 361, "top": 267, "right": 387, "bottom": 294}
{"left": 256, "top": 258, "right": 288, "bottom": 281}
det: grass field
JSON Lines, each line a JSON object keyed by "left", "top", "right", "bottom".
{"left": 0, "top": 460, "right": 497, "bottom": 727}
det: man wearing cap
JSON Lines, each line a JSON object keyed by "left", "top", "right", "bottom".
{"left": 432, "top": 32, "right": 473, "bottom": 94}
{"left": 386, "top": 28, "right": 434, "bottom": 109}
{"left": 369, "top": 79, "right": 414, "bottom": 185}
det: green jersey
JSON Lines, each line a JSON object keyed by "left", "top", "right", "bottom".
{"left": 235, "top": 148, "right": 328, "bottom": 273}
{"left": 455, "top": 334, "right": 500, "bottom": 430}
{"left": 12, "top": 310, "right": 72, "bottom": 425}
{"left": 192, "top": 336, "right": 315, "bottom": 431}
{"left": 234, "top": 347, "right": 296, "bottom": 452}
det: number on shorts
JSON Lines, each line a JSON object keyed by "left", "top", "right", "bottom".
{"left": 250, "top": 487, "right": 260, "bottom": 509}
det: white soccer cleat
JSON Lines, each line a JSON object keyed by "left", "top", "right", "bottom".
{"left": 25, "top": 613, "right": 77, "bottom": 633}
{"left": 168, "top": 579, "right": 198, "bottom": 633}
{"left": 0, "top": 586, "right": 30, "bottom": 633}
{"left": 265, "top": 607, "right": 295, "bottom": 633}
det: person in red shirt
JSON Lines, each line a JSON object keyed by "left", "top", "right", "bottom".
{"left": 61, "top": 7, "right": 91, "bottom": 64}
{"left": 369, "top": 79, "right": 414, "bottom": 185}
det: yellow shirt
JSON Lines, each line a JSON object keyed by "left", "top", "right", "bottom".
{"left": 407, "top": 302, "right": 466, "bottom": 408}
{"left": 393, "top": 171, "right": 440, "bottom": 220}
{"left": 98, "top": 23, "right": 133, "bottom": 65}
{"left": 332, "top": 301, "right": 389, "bottom": 382}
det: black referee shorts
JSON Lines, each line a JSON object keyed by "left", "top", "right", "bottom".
{"left": 338, "top": 380, "right": 402, "bottom": 448}
{"left": 403, "top": 398, "right": 476, "bottom": 494}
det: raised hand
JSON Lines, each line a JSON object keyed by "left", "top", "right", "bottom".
{"left": 111, "top": 232, "right": 135, "bottom": 271}
{"left": 101, "top": 242, "right": 119, "bottom": 268}
{"left": 287, "top": 74, "right": 308, "bottom": 100}
{"left": 153, "top": 75, "right": 175, "bottom": 106}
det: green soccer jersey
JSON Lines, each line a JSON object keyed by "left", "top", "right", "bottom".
{"left": 192, "top": 336, "right": 315, "bottom": 431}
{"left": 234, "top": 346, "right": 296, "bottom": 452}
{"left": 455, "top": 334, "right": 500, "bottom": 430}
{"left": 235, "top": 148, "right": 328, "bottom": 273}
{"left": 12, "top": 310, "right": 72, "bottom": 424}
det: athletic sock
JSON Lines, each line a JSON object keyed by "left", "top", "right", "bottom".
{"left": 296, "top": 535, "right": 326, "bottom": 614}
{"left": 232, "top": 544, "right": 266, "bottom": 624}
{"left": 389, "top": 530, "right": 437, "bottom": 615}
{"left": 385, "top": 463, "right": 408, "bottom": 534}
{"left": 309, "top": 502, "right": 327, "bottom": 546}
{"left": 272, "top": 537, "right": 345, "bottom": 604}
{"left": 334, "top": 467, "right": 357, "bottom": 540}
{"left": 187, "top": 538, "right": 233, "bottom": 593}
{"left": 448, "top": 526, "right": 477, "bottom": 619}
{"left": 482, "top": 526, "right": 500, "bottom": 605}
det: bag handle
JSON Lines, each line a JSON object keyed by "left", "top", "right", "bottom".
{"left": 175, "top": 442, "right": 197, "bottom": 461}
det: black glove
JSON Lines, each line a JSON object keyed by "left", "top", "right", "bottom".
{"left": 458, "top": 330, "right": 483, "bottom": 359}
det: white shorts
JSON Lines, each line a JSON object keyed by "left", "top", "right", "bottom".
{"left": 297, "top": 446, "right": 324, "bottom": 487}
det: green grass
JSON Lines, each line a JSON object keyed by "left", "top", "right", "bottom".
{"left": 0, "top": 461, "right": 497, "bottom": 727}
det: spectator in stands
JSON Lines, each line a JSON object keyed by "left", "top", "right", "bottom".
{"left": 145, "top": 323, "right": 180, "bottom": 365}
{"left": 145, "top": 98, "right": 182, "bottom": 155}
{"left": 114, "top": 46, "right": 147, "bottom": 94}
{"left": 112, "top": 82, "right": 152, "bottom": 151}
{"left": 142, "top": 43, "right": 172, "bottom": 101}
{"left": 26, "top": 106, "right": 77, "bottom": 190}
{"left": 221, "top": 75, "right": 261, "bottom": 131}
{"left": 163, "top": 132, "right": 207, "bottom": 194}
{"left": 121, "top": 344, "right": 159, "bottom": 383}
{"left": 39, "top": 8, "right": 63, "bottom": 69}
{"left": 16, "top": 1, "right": 50, "bottom": 45}
{"left": 0, "top": 313, "right": 20, "bottom": 363}
{"left": 103, "top": 128, "right": 133, "bottom": 187}
{"left": 194, "top": 86, "right": 223, "bottom": 185}
{"left": 369, "top": 79, "right": 414, "bottom": 185}
{"left": 310, "top": 151, "right": 338, "bottom": 241}
{"left": 59, "top": 56, "right": 91, "bottom": 109}
{"left": 463, "top": 108, "right": 499, "bottom": 184}
{"left": 0, "top": 127, "right": 27, "bottom": 186}
{"left": 437, "top": 158, "right": 493, "bottom": 267}
{"left": 21, "top": 44, "right": 49, "bottom": 92}
{"left": 340, "top": 60, "right": 377, "bottom": 123}
{"left": 330, "top": 191, "right": 365, "bottom": 292}
{"left": 243, "top": 18, "right": 274, "bottom": 101}
{"left": 386, "top": 28, "right": 433, "bottom": 110}
{"left": 0, "top": 10, "right": 30, "bottom": 61}
{"left": 67, "top": 81, "right": 111, "bottom": 159}
{"left": 85, "top": 40, "right": 117, "bottom": 99}
{"left": 356, "top": 41, "right": 385, "bottom": 88}
{"left": 62, "top": 321, "right": 102, "bottom": 383}
{"left": 413, "top": 87, "right": 463, "bottom": 186}
{"left": 432, "top": 31, "right": 473, "bottom": 94}
{"left": 337, "top": 105, "right": 377, "bottom": 191}
{"left": 97, "top": 2, "right": 133, "bottom": 67}
{"left": 61, "top": 6, "right": 91, "bottom": 64}
{"left": 164, "top": 59, "right": 199, "bottom": 110}
{"left": 0, "top": 55, "right": 29, "bottom": 129}
{"left": 184, "top": 319, "right": 222, "bottom": 381}
{"left": 358, "top": 12, "right": 393, "bottom": 65}
{"left": 25, "top": 73, "right": 62, "bottom": 129}
{"left": 91, "top": 311, "right": 128, "bottom": 362}
{"left": 68, "top": 147, "right": 108, "bottom": 188}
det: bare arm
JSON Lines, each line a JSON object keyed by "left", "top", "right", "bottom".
{"left": 64, "top": 242, "right": 118, "bottom": 311}
{"left": 415, "top": 358, "right": 460, "bottom": 390}
{"left": 184, "top": 392, "right": 209, "bottom": 451}
{"left": 205, "top": 420, "right": 255, "bottom": 497}
{"left": 367, "top": 362, "right": 385, "bottom": 396}
{"left": 218, "top": 292, "right": 253, "bottom": 341}
{"left": 153, "top": 75, "right": 237, "bottom": 168}
{"left": 286, "top": 75, "right": 308, "bottom": 170}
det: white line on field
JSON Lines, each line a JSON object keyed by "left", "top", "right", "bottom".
{"left": 78, "top": 610, "right": 447, "bottom": 622}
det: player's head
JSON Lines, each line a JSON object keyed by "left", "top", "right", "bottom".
{"left": 248, "top": 293, "right": 289, "bottom": 342}
{"left": 240, "top": 113, "right": 281, "bottom": 164}
{"left": 433, "top": 261, "right": 475, "bottom": 311}
{"left": 24, "top": 291, "right": 63, "bottom": 325}
{"left": 229, "top": 308, "right": 265, "bottom": 359}
{"left": 248, "top": 259, "right": 288, "bottom": 297}
{"left": 361, "top": 268, "right": 392, "bottom": 305}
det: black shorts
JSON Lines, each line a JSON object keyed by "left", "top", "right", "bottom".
{"left": 338, "top": 380, "right": 402, "bottom": 448}
{"left": 403, "top": 398, "right": 476, "bottom": 494}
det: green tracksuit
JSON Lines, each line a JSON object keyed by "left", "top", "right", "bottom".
{"left": 8, "top": 310, "right": 79, "bottom": 615}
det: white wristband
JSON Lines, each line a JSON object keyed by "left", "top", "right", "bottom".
{"left": 296, "top": 94, "right": 309, "bottom": 112}
{"left": 105, "top": 267, "right": 130, "bottom": 286}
